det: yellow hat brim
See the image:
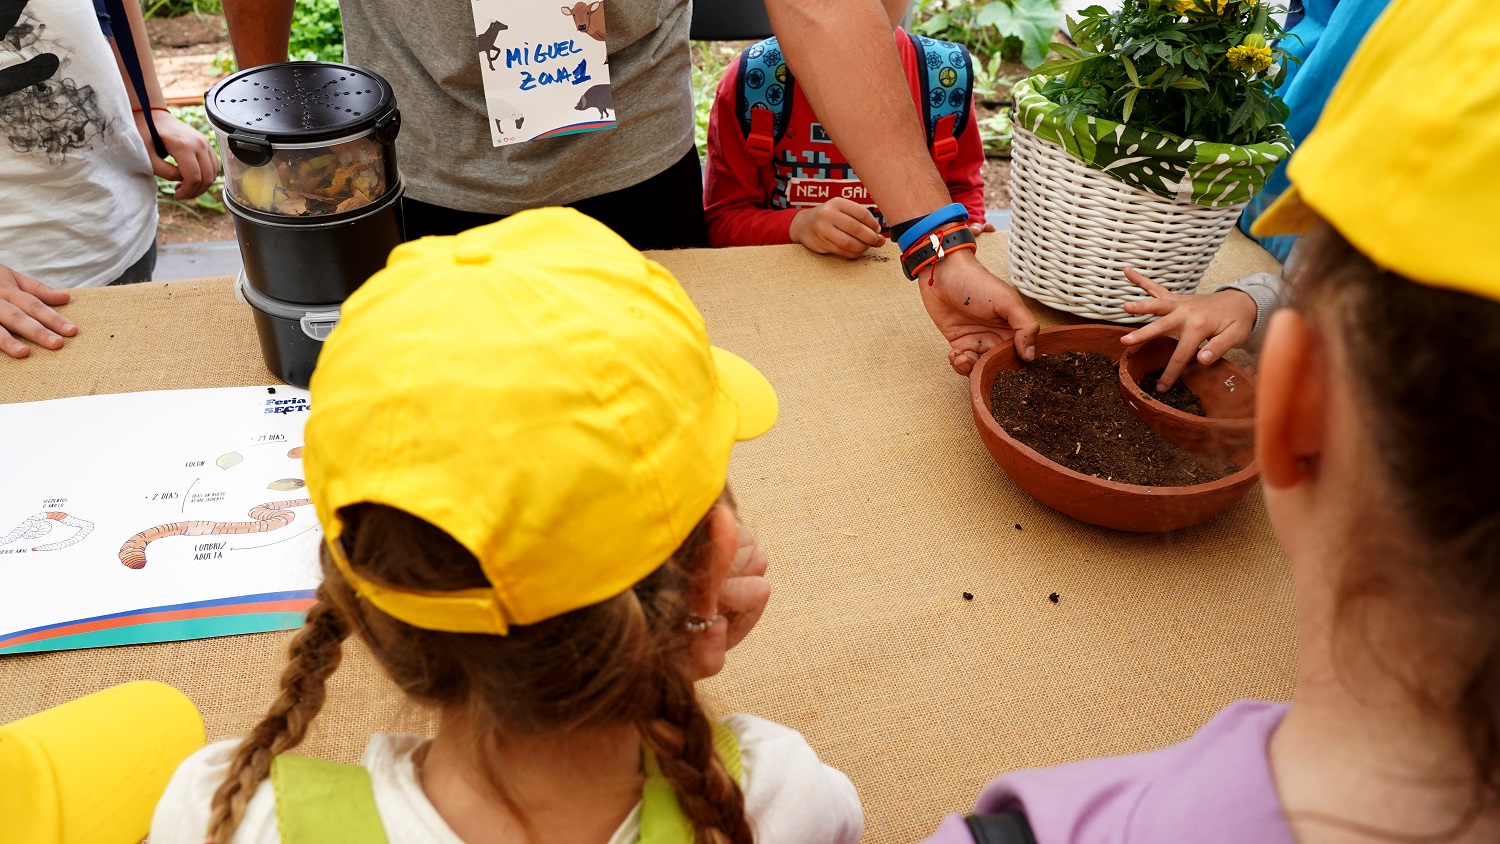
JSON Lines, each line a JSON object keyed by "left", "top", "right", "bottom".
{"left": 712, "top": 346, "right": 779, "bottom": 441}
{"left": 1251, "top": 185, "right": 1323, "bottom": 239}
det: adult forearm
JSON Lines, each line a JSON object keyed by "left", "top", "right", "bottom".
{"left": 765, "top": 0, "right": 952, "bottom": 222}
{"left": 222, "top": 0, "right": 295, "bottom": 68}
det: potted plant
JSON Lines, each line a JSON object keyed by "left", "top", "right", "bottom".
{"left": 1007, "top": 0, "right": 1295, "bottom": 322}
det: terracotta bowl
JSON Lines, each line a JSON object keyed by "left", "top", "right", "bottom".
{"left": 1119, "top": 336, "right": 1256, "bottom": 457}
{"left": 969, "top": 325, "right": 1260, "bottom": 533}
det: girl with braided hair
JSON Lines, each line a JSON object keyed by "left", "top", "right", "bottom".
{"left": 148, "top": 208, "right": 862, "bottom": 844}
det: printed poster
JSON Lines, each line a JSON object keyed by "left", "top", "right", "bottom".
{"left": 0, "top": 387, "right": 324, "bottom": 655}
{"left": 472, "top": 0, "right": 617, "bottom": 146}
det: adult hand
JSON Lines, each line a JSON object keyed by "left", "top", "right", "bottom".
{"left": 1120, "top": 267, "right": 1256, "bottom": 391}
{"left": 789, "top": 198, "right": 886, "bottom": 259}
{"left": 135, "top": 110, "right": 220, "bottom": 200}
{"left": 918, "top": 249, "right": 1039, "bottom": 375}
{"left": 0, "top": 264, "right": 75, "bottom": 359}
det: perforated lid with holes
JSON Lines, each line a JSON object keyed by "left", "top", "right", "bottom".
{"left": 204, "top": 62, "right": 396, "bottom": 144}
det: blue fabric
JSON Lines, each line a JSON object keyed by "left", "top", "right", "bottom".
{"left": 1239, "top": 0, "right": 1393, "bottom": 261}
{"left": 93, "top": 0, "right": 113, "bottom": 37}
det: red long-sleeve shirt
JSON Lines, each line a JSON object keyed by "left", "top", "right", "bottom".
{"left": 704, "top": 30, "right": 988, "bottom": 248}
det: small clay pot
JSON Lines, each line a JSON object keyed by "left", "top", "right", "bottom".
{"left": 1119, "top": 336, "right": 1256, "bottom": 457}
{"left": 969, "top": 325, "right": 1260, "bottom": 533}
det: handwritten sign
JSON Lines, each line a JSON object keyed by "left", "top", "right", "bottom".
{"left": 471, "top": 0, "right": 616, "bottom": 147}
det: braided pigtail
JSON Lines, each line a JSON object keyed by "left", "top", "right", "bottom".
{"left": 205, "top": 585, "right": 350, "bottom": 843}
{"left": 639, "top": 669, "right": 753, "bottom": 844}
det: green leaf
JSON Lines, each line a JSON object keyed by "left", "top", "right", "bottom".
{"left": 1168, "top": 76, "right": 1208, "bottom": 89}
{"left": 979, "top": 0, "right": 1064, "bottom": 69}
{"left": 916, "top": 10, "right": 950, "bottom": 35}
{"left": 1122, "top": 86, "right": 1139, "bottom": 124}
{"left": 1121, "top": 54, "right": 1139, "bottom": 86}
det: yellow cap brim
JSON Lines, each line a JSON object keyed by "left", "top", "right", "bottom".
{"left": 0, "top": 681, "right": 205, "bottom": 844}
{"left": 1251, "top": 185, "right": 1323, "bottom": 239}
{"left": 712, "top": 346, "right": 778, "bottom": 441}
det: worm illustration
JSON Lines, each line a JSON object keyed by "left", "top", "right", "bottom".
{"left": 118, "top": 499, "right": 312, "bottom": 570}
{"left": 0, "top": 512, "right": 95, "bottom": 551}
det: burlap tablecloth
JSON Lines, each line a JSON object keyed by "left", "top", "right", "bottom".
{"left": 0, "top": 231, "right": 1292, "bottom": 842}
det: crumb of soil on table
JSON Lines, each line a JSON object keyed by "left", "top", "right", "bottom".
{"left": 989, "top": 351, "right": 1238, "bottom": 486}
{"left": 1048, "top": 592, "right": 1060, "bottom": 603}
{"left": 1140, "top": 367, "right": 1206, "bottom": 416}
{"left": 963, "top": 592, "right": 974, "bottom": 601}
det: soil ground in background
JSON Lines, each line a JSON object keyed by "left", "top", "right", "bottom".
{"left": 145, "top": 13, "right": 226, "bottom": 54}
{"left": 990, "top": 351, "right": 1237, "bottom": 486}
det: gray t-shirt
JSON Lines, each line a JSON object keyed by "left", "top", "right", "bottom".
{"left": 341, "top": 0, "right": 694, "bottom": 214}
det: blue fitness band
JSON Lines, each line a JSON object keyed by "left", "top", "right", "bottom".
{"left": 896, "top": 203, "right": 970, "bottom": 253}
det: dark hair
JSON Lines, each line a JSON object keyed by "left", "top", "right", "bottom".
{"left": 207, "top": 501, "right": 750, "bottom": 844}
{"left": 1289, "top": 223, "right": 1500, "bottom": 827}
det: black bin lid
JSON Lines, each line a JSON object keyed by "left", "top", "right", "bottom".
{"left": 205, "top": 62, "right": 396, "bottom": 144}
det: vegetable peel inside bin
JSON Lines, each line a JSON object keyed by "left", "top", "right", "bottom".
{"left": 205, "top": 62, "right": 407, "bottom": 387}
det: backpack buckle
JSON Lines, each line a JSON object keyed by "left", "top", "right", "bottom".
{"left": 747, "top": 107, "right": 776, "bottom": 165}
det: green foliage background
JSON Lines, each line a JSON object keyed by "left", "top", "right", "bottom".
{"left": 1036, "top": 0, "right": 1293, "bottom": 145}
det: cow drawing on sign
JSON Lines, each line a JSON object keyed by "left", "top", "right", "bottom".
{"left": 575, "top": 84, "right": 613, "bottom": 118}
{"left": 560, "top": 2, "right": 606, "bottom": 42}
{"left": 476, "top": 20, "right": 507, "bottom": 71}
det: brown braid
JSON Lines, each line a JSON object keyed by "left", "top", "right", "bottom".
{"left": 204, "top": 584, "right": 350, "bottom": 843}
{"left": 639, "top": 670, "right": 754, "bottom": 844}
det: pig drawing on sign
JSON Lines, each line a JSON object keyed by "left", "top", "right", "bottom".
{"left": 575, "top": 84, "right": 614, "bottom": 118}
{"left": 561, "top": 1, "right": 606, "bottom": 42}
{"left": 477, "top": 20, "right": 508, "bottom": 71}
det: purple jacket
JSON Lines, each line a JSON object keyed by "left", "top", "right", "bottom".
{"left": 922, "top": 700, "right": 1295, "bottom": 844}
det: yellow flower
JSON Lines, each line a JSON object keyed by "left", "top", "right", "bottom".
{"left": 1169, "top": 0, "right": 1196, "bottom": 13}
{"left": 1227, "top": 43, "right": 1273, "bottom": 74}
{"left": 1174, "top": 0, "right": 1233, "bottom": 15}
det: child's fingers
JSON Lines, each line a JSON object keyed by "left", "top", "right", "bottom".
{"left": 1124, "top": 267, "right": 1178, "bottom": 301}
{"left": 1157, "top": 334, "right": 1202, "bottom": 392}
{"left": 837, "top": 198, "right": 882, "bottom": 233}
{"left": 1121, "top": 297, "right": 1178, "bottom": 318}
{"left": 1121, "top": 312, "right": 1181, "bottom": 346}
{"left": 831, "top": 212, "right": 884, "bottom": 248}
{"left": 1196, "top": 323, "right": 1251, "bottom": 365}
{"left": 820, "top": 228, "right": 873, "bottom": 258}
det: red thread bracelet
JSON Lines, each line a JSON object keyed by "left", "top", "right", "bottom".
{"left": 901, "top": 223, "right": 976, "bottom": 284}
{"left": 131, "top": 106, "right": 172, "bottom": 114}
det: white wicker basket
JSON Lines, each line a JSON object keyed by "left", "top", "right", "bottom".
{"left": 1008, "top": 125, "right": 1247, "bottom": 323}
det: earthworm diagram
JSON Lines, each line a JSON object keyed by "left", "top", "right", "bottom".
{"left": 0, "top": 511, "right": 94, "bottom": 551}
{"left": 117, "top": 445, "right": 311, "bottom": 570}
{"left": 0, "top": 385, "right": 323, "bottom": 653}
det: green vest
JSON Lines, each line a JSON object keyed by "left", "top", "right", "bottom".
{"left": 268, "top": 724, "right": 745, "bottom": 844}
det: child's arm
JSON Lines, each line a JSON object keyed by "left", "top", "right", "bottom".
{"left": 1120, "top": 268, "right": 1281, "bottom": 391}
{"left": 948, "top": 103, "right": 994, "bottom": 234}
{"left": 704, "top": 65, "right": 800, "bottom": 248}
{"left": 108, "top": 0, "right": 219, "bottom": 199}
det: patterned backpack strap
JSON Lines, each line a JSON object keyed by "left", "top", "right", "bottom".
{"left": 907, "top": 32, "right": 974, "bottom": 175}
{"left": 638, "top": 722, "right": 745, "bottom": 844}
{"left": 735, "top": 36, "right": 796, "bottom": 166}
{"left": 270, "top": 754, "right": 391, "bottom": 844}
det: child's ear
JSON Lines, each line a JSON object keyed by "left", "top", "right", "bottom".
{"left": 1257, "top": 309, "right": 1327, "bottom": 488}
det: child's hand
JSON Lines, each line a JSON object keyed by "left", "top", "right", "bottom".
{"left": 1120, "top": 267, "right": 1257, "bottom": 391}
{"left": 789, "top": 198, "right": 886, "bottom": 259}
{"left": 688, "top": 507, "right": 771, "bottom": 681}
{"left": 969, "top": 221, "right": 997, "bottom": 236}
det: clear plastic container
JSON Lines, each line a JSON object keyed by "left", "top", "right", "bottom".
{"left": 219, "top": 130, "right": 390, "bottom": 218}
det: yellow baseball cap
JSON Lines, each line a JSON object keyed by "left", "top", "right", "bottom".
{"left": 0, "top": 681, "right": 205, "bottom": 844}
{"left": 1252, "top": 0, "right": 1500, "bottom": 303}
{"left": 304, "top": 208, "right": 778, "bottom": 635}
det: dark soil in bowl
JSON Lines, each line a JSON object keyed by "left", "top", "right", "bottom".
{"left": 990, "top": 352, "right": 1238, "bottom": 486}
{"left": 1139, "top": 367, "right": 1206, "bottom": 416}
